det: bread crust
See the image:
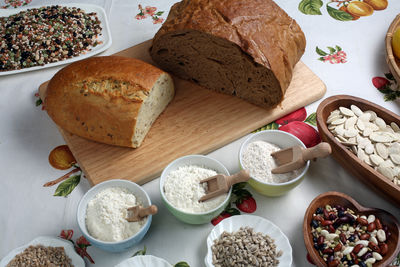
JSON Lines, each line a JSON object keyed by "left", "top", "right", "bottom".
{"left": 151, "top": 0, "right": 306, "bottom": 107}
{"left": 45, "top": 56, "right": 167, "bottom": 147}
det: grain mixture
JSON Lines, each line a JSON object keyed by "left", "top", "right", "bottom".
{"left": 211, "top": 227, "right": 282, "bottom": 267}
{"left": 6, "top": 245, "right": 73, "bottom": 267}
{"left": 0, "top": 5, "right": 102, "bottom": 71}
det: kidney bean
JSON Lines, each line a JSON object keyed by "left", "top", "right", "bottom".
{"left": 375, "top": 218, "right": 382, "bottom": 230}
{"left": 317, "top": 236, "right": 325, "bottom": 245}
{"left": 323, "top": 248, "right": 334, "bottom": 255}
{"left": 334, "top": 216, "right": 350, "bottom": 227}
{"left": 368, "top": 242, "right": 380, "bottom": 253}
{"left": 322, "top": 220, "right": 333, "bottom": 226}
{"left": 353, "top": 244, "right": 364, "bottom": 254}
{"left": 357, "top": 217, "right": 368, "bottom": 226}
{"left": 379, "top": 243, "right": 388, "bottom": 256}
{"left": 328, "top": 259, "right": 340, "bottom": 267}
{"left": 323, "top": 209, "right": 330, "bottom": 219}
{"left": 350, "top": 252, "right": 357, "bottom": 260}
{"left": 328, "top": 225, "right": 335, "bottom": 233}
{"left": 334, "top": 205, "right": 344, "bottom": 211}
{"left": 314, "top": 215, "right": 324, "bottom": 222}
{"left": 327, "top": 255, "right": 334, "bottom": 263}
{"left": 339, "top": 233, "right": 347, "bottom": 244}
{"left": 334, "top": 243, "right": 342, "bottom": 252}
{"left": 367, "top": 222, "right": 376, "bottom": 232}
{"left": 360, "top": 233, "right": 370, "bottom": 240}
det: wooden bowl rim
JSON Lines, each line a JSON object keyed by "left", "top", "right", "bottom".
{"left": 385, "top": 14, "right": 400, "bottom": 84}
{"left": 316, "top": 94, "right": 400, "bottom": 200}
{"left": 303, "top": 191, "right": 400, "bottom": 267}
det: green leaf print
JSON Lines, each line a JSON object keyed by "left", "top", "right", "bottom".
{"left": 253, "top": 122, "right": 279, "bottom": 132}
{"left": 132, "top": 246, "right": 147, "bottom": 257}
{"left": 53, "top": 175, "right": 81, "bottom": 197}
{"left": 335, "top": 45, "right": 342, "bottom": 51}
{"left": 298, "top": 0, "right": 323, "bottom": 15}
{"left": 327, "top": 46, "right": 336, "bottom": 54}
{"left": 174, "top": 262, "right": 190, "bottom": 267}
{"left": 304, "top": 112, "right": 317, "bottom": 126}
{"left": 326, "top": 5, "right": 353, "bottom": 21}
{"left": 316, "top": 47, "right": 328, "bottom": 56}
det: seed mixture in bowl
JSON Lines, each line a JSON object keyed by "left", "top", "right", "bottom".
{"left": 0, "top": 5, "right": 102, "bottom": 71}
{"left": 310, "top": 205, "right": 391, "bottom": 266}
{"left": 327, "top": 105, "right": 400, "bottom": 187}
{"left": 6, "top": 244, "right": 73, "bottom": 267}
{"left": 241, "top": 140, "right": 301, "bottom": 183}
{"left": 211, "top": 226, "right": 282, "bottom": 267}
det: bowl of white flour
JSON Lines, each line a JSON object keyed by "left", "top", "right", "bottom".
{"left": 160, "top": 155, "right": 231, "bottom": 224}
{"left": 239, "top": 130, "right": 310, "bottom": 197}
{"left": 77, "top": 179, "right": 153, "bottom": 252}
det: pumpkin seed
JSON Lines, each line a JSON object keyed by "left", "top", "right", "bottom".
{"left": 370, "top": 154, "right": 384, "bottom": 166}
{"left": 359, "top": 113, "right": 371, "bottom": 122}
{"left": 331, "top": 118, "right": 346, "bottom": 125}
{"left": 370, "top": 132, "right": 393, "bottom": 143}
{"left": 376, "top": 143, "right": 388, "bottom": 159}
{"left": 390, "top": 154, "right": 400, "bottom": 165}
{"left": 377, "top": 166, "right": 394, "bottom": 180}
{"left": 365, "top": 110, "right": 377, "bottom": 121}
{"left": 351, "top": 105, "right": 363, "bottom": 116}
{"left": 345, "top": 116, "right": 357, "bottom": 129}
{"left": 390, "top": 122, "right": 400, "bottom": 132}
{"left": 340, "top": 107, "right": 355, "bottom": 117}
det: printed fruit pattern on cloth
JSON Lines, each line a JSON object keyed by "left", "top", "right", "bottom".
{"left": 316, "top": 46, "right": 347, "bottom": 64}
{"left": 59, "top": 229, "right": 95, "bottom": 264}
{"left": 298, "top": 0, "right": 388, "bottom": 21}
{"left": 373, "top": 73, "right": 400, "bottom": 101}
{"left": 0, "top": 0, "right": 31, "bottom": 8}
{"left": 135, "top": 4, "right": 164, "bottom": 24}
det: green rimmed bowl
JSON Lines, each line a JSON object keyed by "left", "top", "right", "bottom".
{"left": 160, "top": 155, "right": 232, "bottom": 224}
{"left": 239, "top": 130, "right": 310, "bottom": 196}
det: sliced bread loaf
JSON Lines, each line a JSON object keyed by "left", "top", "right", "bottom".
{"left": 150, "top": 0, "right": 306, "bottom": 109}
{"left": 45, "top": 56, "right": 175, "bottom": 148}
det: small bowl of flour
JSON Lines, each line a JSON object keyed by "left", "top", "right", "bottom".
{"left": 239, "top": 130, "right": 310, "bottom": 197}
{"left": 160, "top": 155, "right": 231, "bottom": 224}
{"left": 77, "top": 180, "right": 153, "bottom": 252}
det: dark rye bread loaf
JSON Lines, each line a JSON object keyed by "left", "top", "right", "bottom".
{"left": 150, "top": 0, "right": 306, "bottom": 109}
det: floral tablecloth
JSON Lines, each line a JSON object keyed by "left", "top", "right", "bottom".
{"left": 0, "top": 0, "right": 399, "bottom": 266}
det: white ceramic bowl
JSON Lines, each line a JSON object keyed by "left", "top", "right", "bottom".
{"left": 77, "top": 179, "right": 153, "bottom": 252}
{"left": 0, "top": 236, "right": 85, "bottom": 267}
{"left": 115, "top": 255, "right": 172, "bottom": 267}
{"left": 205, "top": 215, "right": 293, "bottom": 267}
{"left": 239, "top": 130, "right": 310, "bottom": 196}
{"left": 160, "top": 155, "right": 232, "bottom": 224}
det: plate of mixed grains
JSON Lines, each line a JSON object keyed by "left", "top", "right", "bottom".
{"left": 0, "top": 3, "right": 112, "bottom": 76}
{"left": 0, "top": 236, "right": 84, "bottom": 267}
{"left": 205, "top": 215, "right": 292, "bottom": 267}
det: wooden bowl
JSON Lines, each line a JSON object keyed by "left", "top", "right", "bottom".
{"left": 303, "top": 191, "right": 400, "bottom": 267}
{"left": 316, "top": 95, "right": 400, "bottom": 206}
{"left": 386, "top": 14, "right": 400, "bottom": 85}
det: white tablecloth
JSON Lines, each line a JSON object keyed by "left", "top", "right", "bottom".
{"left": 0, "top": 0, "right": 399, "bottom": 266}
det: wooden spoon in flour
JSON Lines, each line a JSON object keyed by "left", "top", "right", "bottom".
{"left": 271, "top": 142, "right": 331, "bottom": 174}
{"left": 126, "top": 205, "right": 158, "bottom": 222}
{"left": 199, "top": 170, "right": 250, "bottom": 202}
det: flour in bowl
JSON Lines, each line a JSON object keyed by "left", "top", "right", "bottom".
{"left": 164, "top": 165, "right": 227, "bottom": 213}
{"left": 85, "top": 187, "right": 146, "bottom": 242}
{"left": 242, "top": 140, "right": 301, "bottom": 183}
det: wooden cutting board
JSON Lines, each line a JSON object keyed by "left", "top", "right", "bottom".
{"left": 39, "top": 40, "right": 326, "bottom": 186}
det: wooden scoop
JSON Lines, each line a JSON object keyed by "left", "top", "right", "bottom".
{"left": 271, "top": 142, "right": 332, "bottom": 174}
{"left": 126, "top": 205, "right": 158, "bottom": 222}
{"left": 199, "top": 170, "right": 250, "bottom": 202}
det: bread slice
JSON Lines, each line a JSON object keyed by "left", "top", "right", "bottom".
{"left": 150, "top": 0, "right": 306, "bottom": 109}
{"left": 45, "top": 56, "right": 174, "bottom": 148}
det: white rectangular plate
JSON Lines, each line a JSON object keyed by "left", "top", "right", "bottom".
{"left": 0, "top": 3, "right": 112, "bottom": 76}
